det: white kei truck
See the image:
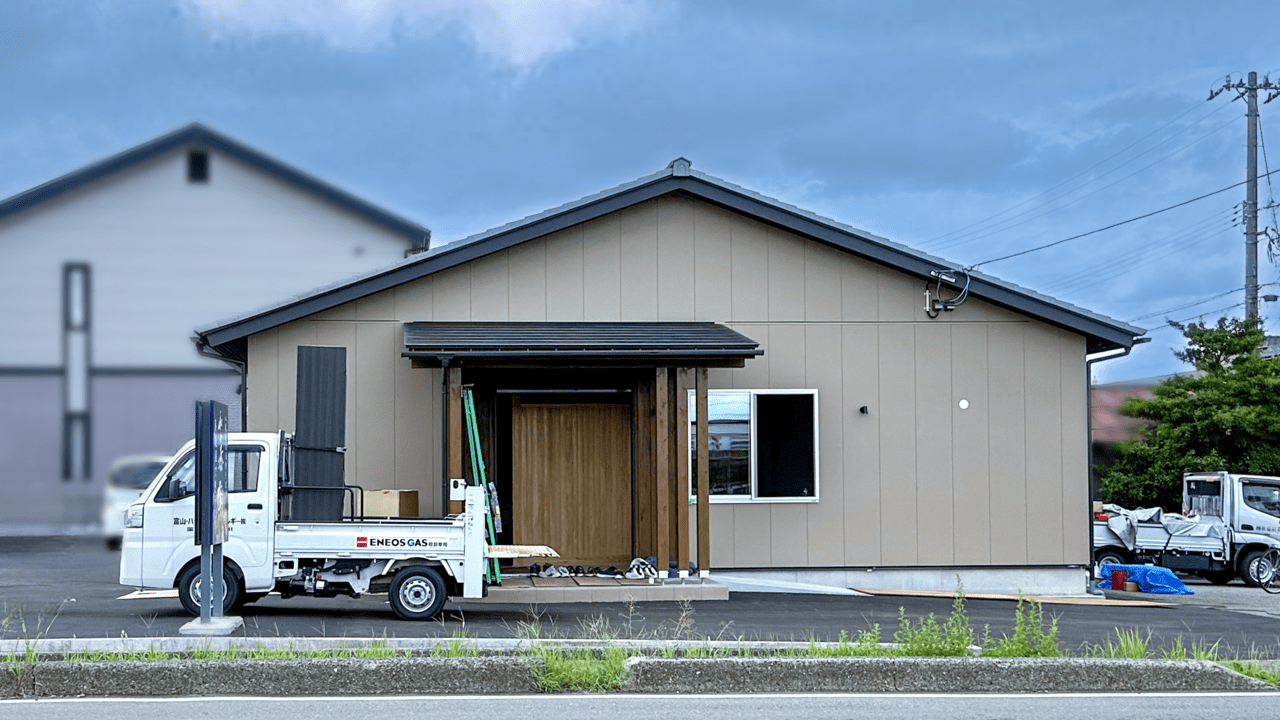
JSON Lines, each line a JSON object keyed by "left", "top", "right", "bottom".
{"left": 119, "top": 431, "right": 550, "bottom": 621}
{"left": 1093, "top": 472, "right": 1280, "bottom": 586}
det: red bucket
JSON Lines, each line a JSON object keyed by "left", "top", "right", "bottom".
{"left": 1110, "top": 569, "right": 1128, "bottom": 590}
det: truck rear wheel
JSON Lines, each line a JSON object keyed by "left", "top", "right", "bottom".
{"left": 389, "top": 565, "right": 447, "bottom": 621}
{"left": 177, "top": 563, "right": 240, "bottom": 616}
{"left": 1094, "top": 549, "right": 1127, "bottom": 577}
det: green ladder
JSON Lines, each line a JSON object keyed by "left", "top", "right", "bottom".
{"left": 462, "top": 388, "right": 502, "bottom": 585}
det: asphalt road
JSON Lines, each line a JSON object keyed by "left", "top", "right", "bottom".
{"left": 4, "top": 537, "right": 1280, "bottom": 657}
{"left": 3, "top": 693, "right": 1279, "bottom": 720}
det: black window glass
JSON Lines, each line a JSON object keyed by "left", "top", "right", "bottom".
{"left": 755, "top": 394, "right": 815, "bottom": 498}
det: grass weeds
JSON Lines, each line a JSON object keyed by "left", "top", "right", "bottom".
{"left": 1085, "top": 628, "right": 1152, "bottom": 659}
{"left": 527, "top": 644, "right": 629, "bottom": 692}
{"left": 1223, "top": 659, "right": 1280, "bottom": 686}
{"left": 981, "top": 597, "right": 1062, "bottom": 657}
{"left": 891, "top": 580, "right": 975, "bottom": 656}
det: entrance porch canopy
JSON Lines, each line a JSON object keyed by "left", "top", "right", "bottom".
{"left": 402, "top": 321, "right": 762, "bottom": 579}
{"left": 402, "top": 321, "right": 762, "bottom": 367}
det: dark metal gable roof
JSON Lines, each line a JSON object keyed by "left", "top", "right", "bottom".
{"left": 402, "top": 322, "right": 762, "bottom": 361}
{"left": 196, "top": 160, "right": 1144, "bottom": 357}
{"left": 0, "top": 123, "right": 430, "bottom": 244}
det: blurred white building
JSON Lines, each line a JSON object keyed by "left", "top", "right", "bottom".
{"left": 0, "top": 124, "right": 429, "bottom": 534}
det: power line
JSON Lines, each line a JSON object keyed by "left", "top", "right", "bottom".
{"left": 931, "top": 110, "right": 1242, "bottom": 254}
{"left": 920, "top": 97, "right": 1223, "bottom": 247}
{"left": 1039, "top": 210, "right": 1239, "bottom": 294}
{"left": 1146, "top": 302, "right": 1246, "bottom": 332}
{"left": 1259, "top": 111, "right": 1280, "bottom": 261}
{"left": 926, "top": 103, "right": 1239, "bottom": 252}
{"left": 1047, "top": 225, "right": 1233, "bottom": 296}
{"left": 968, "top": 168, "right": 1280, "bottom": 270}
{"left": 1038, "top": 207, "right": 1235, "bottom": 290}
{"left": 1129, "top": 285, "right": 1261, "bottom": 322}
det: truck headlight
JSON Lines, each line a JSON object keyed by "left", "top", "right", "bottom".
{"left": 124, "top": 504, "right": 144, "bottom": 529}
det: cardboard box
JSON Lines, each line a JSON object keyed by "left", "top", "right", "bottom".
{"left": 1092, "top": 501, "right": 1104, "bottom": 514}
{"left": 363, "top": 489, "right": 419, "bottom": 518}
{"left": 1123, "top": 581, "right": 1140, "bottom": 593}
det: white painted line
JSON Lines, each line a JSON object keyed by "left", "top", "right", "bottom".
{"left": 116, "top": 590, "right": 178, "bottom": 600}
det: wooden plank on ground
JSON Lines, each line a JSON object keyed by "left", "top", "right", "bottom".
{"left": 531, "top": 577, "right": 578, "bottom": 588}
{"left": 573, "top": 576, "right": 623, "bottom": 586}
{"left": 852, "top": 587, "right": 1175, "bottom": 607}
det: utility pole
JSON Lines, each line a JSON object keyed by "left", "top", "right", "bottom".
{"left": 1247, "top": 72, "right": 1258, "bottom": 319}
{"left": 1211, "top": 72, "right": 1280, "bottom": 318}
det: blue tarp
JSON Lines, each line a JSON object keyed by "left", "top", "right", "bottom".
{"left": 1097, "top": 564, "right": 1194, "bottom": 595}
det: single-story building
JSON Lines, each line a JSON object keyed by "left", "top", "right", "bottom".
{"left": 196, "top": 158, "right": 1144, "bottom": 594}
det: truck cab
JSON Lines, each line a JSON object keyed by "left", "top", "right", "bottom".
{"left": 119, "top": 432, "right": 279, "bottom": 599}
{"left": 1184, "top": 472, "right": 1280, "bottom": 585}
{"left": 1185, "top": 472, "right": 1280, "bottom": 540}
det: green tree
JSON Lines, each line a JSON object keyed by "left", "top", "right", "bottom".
{"left": 1100, "top": 316, "right": 1280, "bottom": 510}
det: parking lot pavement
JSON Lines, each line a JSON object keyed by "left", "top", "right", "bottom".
{"left": 1176, "top": 576, "right": 1280, "bottom": 620}
{"left": 4, "top": 537, "right": 1279, "bottom": 657}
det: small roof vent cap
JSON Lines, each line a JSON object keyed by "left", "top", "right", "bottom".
{"left": 666, "top": 157, "right": 692, "bottom": 176}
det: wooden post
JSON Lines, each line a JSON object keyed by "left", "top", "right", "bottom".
{"left": 695, "top": 367, "right": 710, "bottom": 577}
{"left": 675, "top": 368, "right": 691, "bottom": 578}
{"left": 447, "top": 366, "right": 464, "bottom": 515}
{"left": 654, "top": 367, "right": 670, "bottom": 579}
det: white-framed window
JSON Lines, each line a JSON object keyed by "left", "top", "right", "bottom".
{"left": 688, "top": 389, "right": 819, "bottom": 502}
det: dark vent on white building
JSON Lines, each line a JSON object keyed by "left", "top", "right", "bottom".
{"left": 187, "top": 151, "right": 209, "bottom": 183}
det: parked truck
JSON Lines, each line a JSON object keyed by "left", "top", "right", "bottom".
{"left": 1093, "top": 472, "right": 1280, "bottom": 586}
{"left": 119, "top": 431, "right": 552, "bottom": 620}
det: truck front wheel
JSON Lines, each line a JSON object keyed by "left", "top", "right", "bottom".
{"left": 177, "top": 564, "right": 240, "bottom": 616}
{"left": 1242, "top": 550, "right": 1277, "bottom": 588}
{"left": 389, "top": 565, "right": 447, "bottom": 621}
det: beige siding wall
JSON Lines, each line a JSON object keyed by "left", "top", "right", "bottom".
{"left": 246, "top": 195, "right": 1091, "bottom": 565}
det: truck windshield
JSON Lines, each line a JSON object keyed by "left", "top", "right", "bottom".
{"left": 1242, "top": 482, "right": 1280, "bottom": 518}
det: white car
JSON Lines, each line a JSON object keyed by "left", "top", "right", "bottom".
{"left": 101, "top": 453, "right": 170, "bottom": 550}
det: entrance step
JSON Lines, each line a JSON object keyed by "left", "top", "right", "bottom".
{"left": 452, "top": 576, "right": 728, "bottom": 604}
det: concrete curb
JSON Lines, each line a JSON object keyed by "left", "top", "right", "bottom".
{"left": 3, "top": 656, "right": 541, "bottom": 698}
{"left": 1, "top": 637, "right": 896, "bottom": 658}
{"left": 623, "top": 657, "right": 1275, "bottom": 693}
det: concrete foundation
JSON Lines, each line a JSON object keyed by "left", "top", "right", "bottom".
{"left": 179, "top": 616, "right": 244, "bottom": 636}
{"left": 714, "top": 566, "right": 1091, "bottom": 596}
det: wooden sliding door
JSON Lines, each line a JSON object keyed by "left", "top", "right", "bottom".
{"left": 511, "top": 398, "right": 632, "bottom": 565}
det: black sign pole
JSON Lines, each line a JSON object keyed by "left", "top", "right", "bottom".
{"left": 194, "top": 400, "right": 229, "bottom": 623}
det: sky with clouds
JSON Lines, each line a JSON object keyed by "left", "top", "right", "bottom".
{"left": 3, "top": 0, "right": 1279, "bottom": 382}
